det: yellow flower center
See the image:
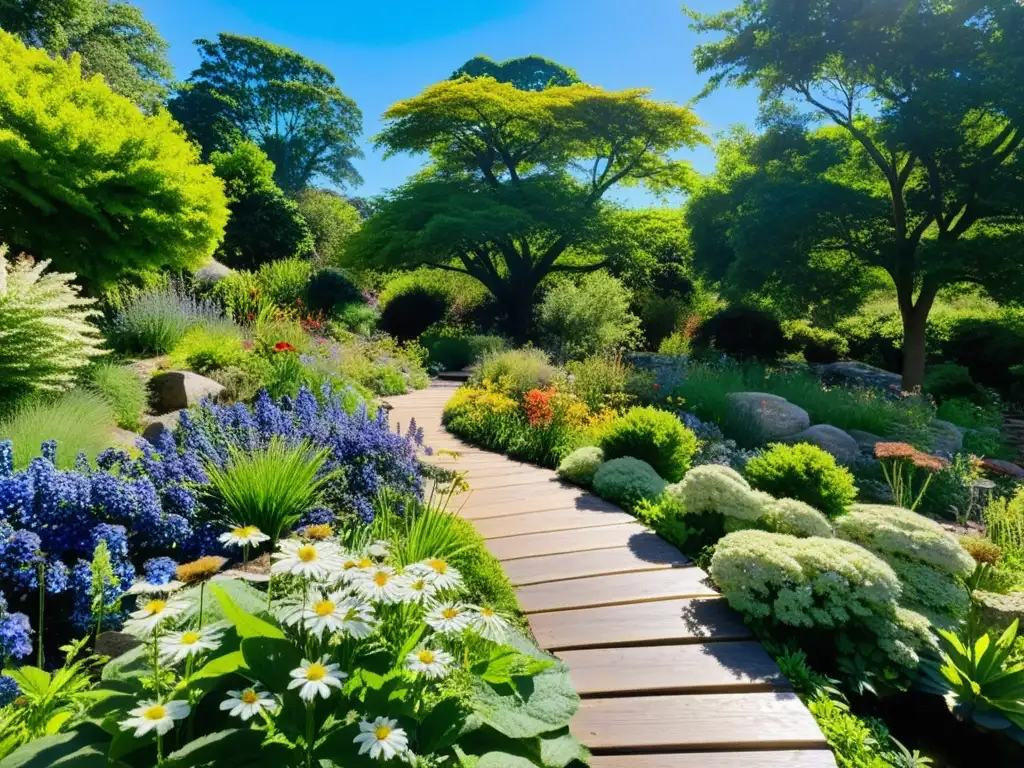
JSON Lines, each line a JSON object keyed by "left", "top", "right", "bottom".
{"left": 143, "top": 705, "right": 167, "bottom": 721}
{"left": 305, "top": 663, "right": 328, "bottom": 681}
{"left": 374, "top": 725, "right": 392, "bottom": 740}
{"left": 180, "top": 631, "right": 201, "bottom": 645}
{"left": 143, "top": 599, "right": 166, "bottom": 615}
{"left": 233, "top": 525, "right": 257, "bottom": 538}
{"left": 417, "top": 650, "right": 435, "bottom": 664}
{"left": 357, "top": 558, "right": 372, "bottom": 568}
{"left": 427, "top": 559, "right": 448, "bottom": 574}
{"left": 297, "top": 545, "right": 318, "bottom": 563}
{"left": 442, "top": 608, "right": 459, "bottom": 620}
{"left": 411, "top": 579, "right": 426, "bottom": 591}
{"left": 343, "top": 560, "right": 358, "bottom": 570}
{"left": 241, "top": 690, "right": 259, "bottom": 704}
{"left": 373, "top": 571, "right": 389, "bottom": 587}
{"left": 481, "top": 607, "right": 495, "bottom": 618}
{"left": 313, "top": 600, "right": 335, "bottom": 617}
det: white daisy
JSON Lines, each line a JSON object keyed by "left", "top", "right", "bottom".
{"left": 354, "top": 565, "right": 403, "bottom": 604}
{"left": 275, "top": 592, "right": 308, "bottom": 629}
{"left": 405, "top": 648, "right": 454, "bottom": 679}
{"left": 334, "top": 595, "right": 377, "bottom": 639}
{"left": 119, "top": 699, "right": 190, "bottom": 737}
{"left": 159, "top": 627, "right": 223, "bottom": 664}
{"left": 424, "top": 602, "right": 473, "bottom": 635}
{"left": 471, "top": 606, "right": 511, "bottom": 643}
{"left": 395, "top": 573, "right": 438, "bottom": 605}
{"left": 353, "top": 716, "right": 409, "bottom": 761}
{"left": 219, "top": 684, "right": 277, "bottom": 721}
{"left": 408, "top": 558, "right": 462, "bottom": 591}
{"left": 126, "top": 580, "right": 185, "bottom": 596}
{"left": 287, "top": 656, "right": 347, "bottom": 702}
{"left": 124, "top": 595, "right": 190, "bottom": 637}
{"left": 272, "top": 540, "right": 343, "bottom": 581}
{"left": 219, "top": 525, "right": 270, "bottom": 549}
{"left": 336, "top": 555, "right": 373, "bottom": 586}
{"left": 367, "top": 539, "right": 391, "bottom": 559}
{"left": 301, "top": 589, "right": 353, "bottom": 639}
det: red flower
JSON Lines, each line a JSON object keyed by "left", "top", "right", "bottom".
{"left": 273, "top": 341, "right": 297, "bottom": 353}
{"left": 523, "top": 388, "right": 555, "bottom": 427}
{"left": 652, "top": 383, "right": 661, "bottom": 392}
{"left": 246, "top": 312, "right": 255, "bottom": 321}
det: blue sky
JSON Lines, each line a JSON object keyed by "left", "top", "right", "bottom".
{"left": 138, "top": 0, "right": 759, "bottom": 206}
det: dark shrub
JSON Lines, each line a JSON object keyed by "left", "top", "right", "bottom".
{"left": 422, "top": 334, "right": 506, "bottom": 371}
{"left": 924, "top": 363, "right": 992, "bottom": 406}
{"left": 305, "top": 268, "right": 363, "bottom": 314}
{"left": 653, "top": 263, "right": 694, "bottom": 300}
{"left": 785, "top": 321, "right": 849, "bottom": 364}
{"left": 847, "top": 331, "right": 902, "bottom": 373}
{"left": 598, "top": 406, "right": 698, "bottom": 482}
{"left": 378, "top": 286, "right": 449, "bottom": 341}
{"left": 692, "top": 306, "right": 788, "bottom": 362}
{"left": 943, "top": 318, "right": 1024, "bottom": 397}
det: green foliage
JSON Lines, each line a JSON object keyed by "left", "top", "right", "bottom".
{"left": 597, "top": 406, "right": 697, "bottom": 482}
{"left": 985, "top": 489, "right": 1024, "bottom": 569}
{"left": 0, "top": 30, "right": 228, "bottom": 284}
{"left": 563, "top": 354, "right": 634, "bottom": 412}
{"left": 536, "top": 272, "right": 642, "bottom": 361}
{"left": 806, "top": 694, "right": 895, "bottom": 768}
{"left": 785, "top": 320, "right": 850, "bottom": 364}
{"left": 692, "top": 306, "right": 789, "bottom": 362}
{"left": 943, "top": 316, "right": 1024, "bottom": 399}
{"left": 294, "top": 188, "right": 362, "bottom": 264}
{"left": 420, "top": 333, "right": 506, "bottom": 372}
{"left": 378, "top": 285, "right": 449, "bottom": 341}
{"left": 556, "top": 447, "right": 604, "bottom": 488}
{"left": 253, "top": 258, "right": 313, "bottom": 309}
{"left": 915, "top": 453, "right": 984, "bottom": 521}
{"left": 333, "top": 302, "right": 379, "bottom": 336}
{"left": 472, "top": 349, "right": 558, "bottom": 400}
{"left": 0, "top": 0, "right": 172, "bottom": 112}
{"left": 305, "top": 267, "right": 362, "bottom": 314}
{"left": 936, "top": 398, "right": 1002, "bottom": 431}
{"left": 924, "top": 363, "right": 993, "bottom": 407}
{"left": 168, "top": 322, "right": 249, "bottom": 375}
{"left": 0, "top": 389, "right": 114, "bottom": 469}
{"left": 204, "top": 438, "right": 332, "bottom": 545}
{"left": 84, "top": 362, "right": 147, "bottom": 431}
{"left": 378, "top": 268, "right": 490, "bottom": 326}
{"left": 744, "top": 442, "right": 857, "bottom": 518}
{"left": 592, "top": 457, "right": 667, "bottom": 510}
{"left": 169, "top": 33, "right": 362, "bottom": 192}
{"left": 108, "top": 284, "right": 222, "bottom": 355}
{"left": 451, "top": 54, "right": 580, "bottom": 90}
{"left": 210, "top": 143, "right": 314, "bottom": 269}
{"left": 0, "top": 251, "right": 105, "bottom": 408}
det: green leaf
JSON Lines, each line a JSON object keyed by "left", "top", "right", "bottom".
{"left": 211, "top": 583, "right": 284, "bottom": 639}
{"left": 470, "top": 660, "right": 580, "bottom": 740}
{"left": 240, "top": 637, "right": 303, "bottom": 692}
{"left": 192, "top": 650, "right": 247, "bottom": 681}
{"left": 417, "top": 697, "right": 467, "bottom": 754}
{"left": 7, "top": 667, "right": 51, "bottom": 698}
{"left": 475, "top": 752, "right": 537, "bottom": 768}
{"left": 165, "top": 728, "right": 288, "bottom": 767}
{"left": 0, "top": 727, "right": 109, "bottom": 768}
{"left": 313, "top": 722, "right": 382, "bottom": 767}
{"left": 539, "top": 729, "right": 590, "bottom": 768}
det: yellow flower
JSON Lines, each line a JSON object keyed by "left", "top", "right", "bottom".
{"left": 176, "top": 556, "right": 227, "bottom": 585}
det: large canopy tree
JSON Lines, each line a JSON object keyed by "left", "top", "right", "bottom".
{"left": 687, "top": 0, "right": 1024, "bottom": 389}
{"left": 168, "top": 33, "right": 363, "bottom": 193}
{"left": 344, "top": 62, "right": 704, "bottom": 337}
{"left": 451, "top": 54, "right": 580, "bottom": 91}
{"left": 0, "top": 30, "right": 228, "bottom": 287}
{"left": 0, "top": 0, "right": 171, "bottom": 112}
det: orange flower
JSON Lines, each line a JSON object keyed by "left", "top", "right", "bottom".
{"left": 874, "top": 442, "right": 918, "bottom": 461}
{"left": 911, "top": 452, "right": 948, "bottom": 473}
{"left": 522, "top": 388, "right": 555, "bottom": 427}
{"left": 273, "top": 341, "right": 296, "bottom": 353}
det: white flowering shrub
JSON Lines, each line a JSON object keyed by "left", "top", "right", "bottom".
{"left": 0, "top": 249, "right": 104, "bottom": 406}
{"left": 710, "top": 530, "right": 932, "bottom": 671}
{"left": 758, "top": 497, "right": 835, "bottom": 539}
{"left": 556, "top": 446, "right": 605, "bottom": 487}
{"left": 3, "top": 532, "right": 585, "bottom": 767}
{"left": 592, "top": 456, "right": 667, "bottom": 508}
{"left": 884, "top": 556, "right": 970, "bottom": 621}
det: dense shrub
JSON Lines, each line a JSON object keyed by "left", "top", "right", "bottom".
{"left": 254, "top": 257, "right": 314, "bottom": 308}
{"left": 557, "top": 446, "right": 605, "bottom": 487}
{"left": 378, "top": 285, "right": 449, "bottom": 341}
{"left": 378, "top": 268, "right": 489, "bottom": 326}
{"left": 334, "top": 302, "right": 379, "bottom": 335}
{"left": 0, "top": 252, "right": 105, "bottom": 407}
{"left": 294, "top": 188, "right": 362, "bottom": 264}
{"left": 472, "top": 348, "right": 558, "bottom": 399}
{"left": 85, "top": 363, "right": 147, "bottom": 431}
{"left": 305, "top": 267, "right": 363, "bottom": 314}
{"left": 943, "top": 317, "right": 1024, "bottom": 396}
{"left": 692, "top": 306, "right": 788, "bottom": 362}
{"left": 785, "top": 320, "right": 849, "bottom": 364}
{"left": 563, "top": 354, "right": 634, "bottom": 412}
{"left": 168, "top": 322, "right": 249, "bottom": 375}
{"left": 536, "top": 272, "right": 641, "bottom": 361}
{"left": 915, "top": 453, "right": 983, "bottom": 520}
{"left": 420, "top": 333, "right": 506, "bottom": 372}
{"left": 592, "top": 457, "right": 667, "bottom": 509}
{"left": 0, "top": 390, "right": 115, "bottom": 469}
{"left": 636, "top": 294, "right": 686, "bottom": 350}
{"left": 744, "top": 443, "right": 857, "bottom": 518}
{"left": 108, "top": 284, "right": 222, "bottom": 355}
{"left": 598, "top": 406, "right": 697, "bottom": 482}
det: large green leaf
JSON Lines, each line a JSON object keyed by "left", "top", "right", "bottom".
{"left": 240, "top": 637, "right": 302, "bottom": 692}
{"left": 417, "top": 696, "right": 468, "bottom": 754}
{"left": 211, "top": 584, "right": 284, "bottom": 639}
{"left": 0, "top": 726, "right": 109, "bottom": 768}
{"left": 539, "top": 729, "right": 589, "bottom": 768}
{"left": 471, "top": 661, "right": 580, "bottom": 740}
{"left": 5, "top": 667, "right": 50, "bottom": 698}
{"left": 192, "top": 651, "right": 247, "bottom": 682}
{"left": 165, "top": 728, "right": 289, "bottom": 767}
{"left": 475, "top": 753, "right": 537, "bottom": 768}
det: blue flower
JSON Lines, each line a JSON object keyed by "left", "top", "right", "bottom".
{"left": 143, "top": 557, "right": 178, "bottom": 586}
{"left": 45, "top": 558, "right": 69, "bottom": 594}
{"left": 0, "top": 529, "right": 43, "bottom": 592}
{"left": 0, "top": 611, "right": 32, "bottom": 660}
{"left": 0, "top": 441, "right": 12, "bottom": 478}
{"left": 40, "top": 440, "right": 57, "bottom": 465}
{"left": 0, "top": 674, "right": 20, "bottom": 707}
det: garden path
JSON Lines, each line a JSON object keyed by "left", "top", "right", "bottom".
{"left": 386, "top": 381, "right": 836, "bottom": 767}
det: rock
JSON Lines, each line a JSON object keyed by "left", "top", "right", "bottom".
{"left": 849, "top": 429, "right": 885, "bottom": 453}
{"left": 193, "top": 257, "right": 232, "bottom": 284}
{"left": 141, "top": 410, "right": 182, "bottom": 443}
{"left": 95, "top": 630, "right": 143, "bottom": 660}
{"left": 110, "top": 427, "right": 140, "bottom": 450}
{"left": 973, "top": 590, "right": 1024, "bottom": 633}
{"left": 928, "top": 419, "right": 965, "bottom": 457}
{"left": 725, "top": 392, "right": 810, "bottom": 441}
{"left": 980, "top": 457, "right": 1024, "bottom": 478}
{"left": 784, "top": 424, "right": 861, "bottom": 463}
{"left": 149, "top": 371, "right": 224, "bottom": 414}
{"left": 813, "top": 361, "right": 903, "bottom": 392}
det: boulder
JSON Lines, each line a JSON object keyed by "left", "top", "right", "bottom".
{"left": 142, "top": 410, "right": 182, "bottom": 443}
{"left": 973, "top": 590, "right": 1024, "bottom": 633}
{"left": 784, "top": 424, "right": 861, "bottom": 463}
{"left": 725, "top": 392, "right": 810, "bottom": 442}
{"left": 149, "top": 371, "right": 224, "bottom": 414}
{"left": 928, "top": 419, "right": 965, "bottom": 457}
{"left": 95, "top": 630, "right": 142, "bottom": 660}
{"left": 848, "top": 429, "right": 885, "bottom": 454}
{"left": 980, "top": 457, "right": 1024, "bottom": 479}
{"left": 194, "top": 257, "right": 232, "bottom": 284}
{"left": 110, "top": 427, "right": 140, "bottom": 450}
{"left": 813, "top": 361, "right": 902, "bottom": 392}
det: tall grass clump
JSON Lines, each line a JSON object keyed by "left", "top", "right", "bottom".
{"left": 985, "top": 490, "right": 1024, "bottom": 567}
{"left": 255, "top": 257, "right": 314, "bottom": 308}
{"left": 0, "top": 390, "right": 115, "bottom": 469}
{"left": 472, "top": 348, "right": 558, "bottom": 398}
{"left": 85, "top": 362, "right": 147, "bottom": 431}
{"left": 204, "top": 439, "right": 334, "bottom": 545}
{"left": 107, "top": 284, "right": 222, "bottom": 355}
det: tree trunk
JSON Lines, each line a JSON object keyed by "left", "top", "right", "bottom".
{"left": 900, "top": 308, "right": 928, "bottom": 393}
{"left": 502, "top": 281, "right": 536, "bottom": 343}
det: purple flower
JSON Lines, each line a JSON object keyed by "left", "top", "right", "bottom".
{"left": 0, "top": 600, "right": 32, "bottom": 660}
{"left": 143, "top": 557, "right": 179, "bottom": 586}
{"left": 0, "top": 674, "right": 20, "bottom": 706}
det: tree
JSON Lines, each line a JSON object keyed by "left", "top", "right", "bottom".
{"left": 0, "top": 31, "right": 228, "bottom": 287}
{"left": 168, "top": 33, "right": 363, "bottom": 193}
{"left": 0, "top": 0, "right": 171, "bottom": 112}
{"left": 687, "top": 0, "right": 1024, "bottom": 389}
{"left": 451, "top": 54, "right": 580, "bottom": 91}
{"left": 344, "top": 67, "right": 704, "bottom": 338}
{"left": 209, "top": 142, "right": 313, "bottom": 270}
{"left": 295, "top": 188, "right": 361, "bottom": 265}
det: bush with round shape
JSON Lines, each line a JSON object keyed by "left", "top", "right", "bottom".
{"left": 592, "top": 457, "right": 667, "bottom": 509}
{"left": 758, "top": 497, "right": 835, "bottom": 539}
{"left": 421, "top": 334, "right": 506, "bottom": 372}
{"left": 744, "top": 443, "right": 857, "bottom": 519}
{"left": 306, "top": 268, "right": 363, "bottom": 314}
{"left": 924, "top": 362, "right": 992, "bottom": 406}
{"left": 785, "top": 320, "right": 849, "bottom": 364}
{"left": 653, "top": 262, "right": 694, "bottom": 301}
{"left": 472, "top": 348, "right": 557, "bottom": 399}
{"left": 557, "top": 447, "right": 605, "bottom": 488}
{"left": 378, "top": 285, "right": 448, "bottom": 341}
{"left": 536, "top": 272, "right": 642, "bottom": 362}
{"left": 884, "top": 556, "right": 970, "bottom": 620}
{"left": 109, "top": 284, "right": 223, "bottom": 355}
{"left": 836, "top": 504, "right": 976, "bottom": 577}
{"left": 943, "top": 317, "right": 1024, "bottom": 396}
{"left": 255, "top": 258, "right": 314, "bottom": 308}
{"left": 692, "top": 306, "right": 788, "bottom": 362}
{"left": 598, "top": 406, "right": 697, "bottom": 482}
{"left": 168, "top": 322, "right": 249, "bottom": 375}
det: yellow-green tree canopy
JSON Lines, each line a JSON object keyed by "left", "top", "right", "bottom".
{"left": 345, "top": 69, "right": 704, "bottom": 337}
{"left": 0, "top": 30, "right": 229, "bottom": 287}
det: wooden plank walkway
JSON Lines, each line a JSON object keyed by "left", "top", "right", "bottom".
{"left": 386, "top": 382, "right": 835, "bottom": 767}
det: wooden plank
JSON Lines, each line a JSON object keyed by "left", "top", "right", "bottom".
{"left": 460, "top": 482, "right": 589, "bottom": 507}
{"left": 504, "top": 542, "right": 687, "bottom": 586}
{"left": 475, "top": 508, "right": 637, "bottom": 539}
{"left": 465, "top": 492, "right": 622, "bottom": 520}
{"left": 589, "top": 751, "right": 837, "bottom": 768}
{"left": 467, "top": 471, "right": 562, "bottom": 490}
{"left": 528, "top": 597, "right": 750, "bottom": 651}
{"left": 558, "top": 641, "right": 784, "bottom": 696}
{"left": 572, "top": 692, "right": 827, "bottom": 751}
{"left": 517, "top": 567, "right": 716, "bottom": 613}
{"left": 486, "top": 522, "right": 651, "bottom": 561}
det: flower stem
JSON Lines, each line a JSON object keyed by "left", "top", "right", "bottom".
{"left": 198, "top": 582, "right": 206, "bottom": 630}
{"left": 305, "top": 702, "right": 315, "bottom": 768}
{"left": 156, "top": 732, "right": 164, "bottom": 765}
{"left": 36, "top": 561, "right": 45, "bottom": 668}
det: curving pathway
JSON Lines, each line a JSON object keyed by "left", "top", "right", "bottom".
{"left": 387, "top": 381, "right": 836, "bottom": 767}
